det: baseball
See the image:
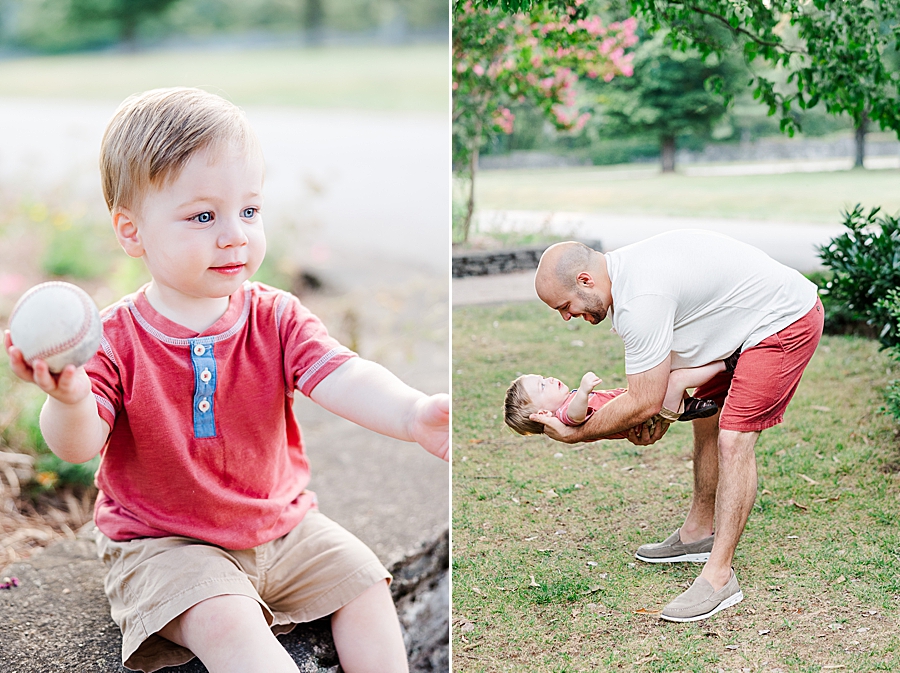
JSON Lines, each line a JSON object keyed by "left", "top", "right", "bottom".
{"left": 8, "top": 281, "right": 102, "bottom": 373}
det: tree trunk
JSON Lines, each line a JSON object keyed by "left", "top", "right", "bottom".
{"left": 660, "top": 135, "right": 676, "bottom": 173}
{"left": 854, "top": 110, "right": 868, "bottom": 169}
{"left": 461, "top": 119, "right": 482, "bottom": 243}
{"left": 305, "top": 0, "right": 325, "bottom": 43}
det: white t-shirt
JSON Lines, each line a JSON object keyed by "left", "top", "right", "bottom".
{"left": 605, "top": 230, "right": 818, "bottom": 374}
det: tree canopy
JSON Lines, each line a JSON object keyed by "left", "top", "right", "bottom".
{"left": 470, "top": 0, "right": 900, "bottom": 139}
{"left": 453, "top": 0, "right": 637, "bottom": 239}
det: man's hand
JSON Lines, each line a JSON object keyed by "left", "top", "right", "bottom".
{"left": 409, "top": 394, "right": 449, "bottom": 461}
{"left": 528, "top": 412, "right": 582, "bottom": 443}
{"left": 4, "top": 330, "right": 92, "bottom": 405}
{"left": 626, "top": 418, "right": 670, "bottom": 446}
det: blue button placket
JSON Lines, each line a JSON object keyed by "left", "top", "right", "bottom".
{"left": 190, "top": 339, "right": 217, "bottom": 438}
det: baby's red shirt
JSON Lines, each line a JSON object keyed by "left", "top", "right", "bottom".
{"left": 555, "top": 387, "right": 630, "bottom": 439}
{"left": 86, "top": 282, "right": 356, "bottom": 550}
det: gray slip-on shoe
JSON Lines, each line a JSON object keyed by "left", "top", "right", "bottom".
{"left": 635, "top": 528, "right": 714, "bottom": 563}
{"left": 660, "top": 570, "right": 743, "bottom": 622}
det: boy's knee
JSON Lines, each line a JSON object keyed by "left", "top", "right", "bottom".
{"left": 163, "top": 594, "right": 268, "bottom": 645}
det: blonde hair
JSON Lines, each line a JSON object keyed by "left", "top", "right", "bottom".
{"left": 504, "top": 376, "right": 545, "bottom": 435}
{"left": 99, "top": 87, "right": 261, "bottom": 212}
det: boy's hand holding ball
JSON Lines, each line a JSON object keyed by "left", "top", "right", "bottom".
{"left": 5, "top": 281, "right": 100, "bottom": 405}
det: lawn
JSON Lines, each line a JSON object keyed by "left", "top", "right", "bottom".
{"left": 452, "top": 301, "right": 900, "bottom": 672}
{"left": 0, "top": 43, "right": 449, "bottom": 112}
{"left": 471, "top": 167, "right": 900, "bottom": 225}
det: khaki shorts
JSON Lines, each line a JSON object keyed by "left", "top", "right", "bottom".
{"left": 95, "top": 509, "right": 390, "bottom": 673}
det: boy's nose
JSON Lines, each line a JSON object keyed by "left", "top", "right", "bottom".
{"left": 217, "top": 217, "right": 249, "bottom": 247}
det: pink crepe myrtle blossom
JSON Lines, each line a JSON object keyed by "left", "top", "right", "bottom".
{"left": 493, "top": 107, "right": 515, "bottom": 134}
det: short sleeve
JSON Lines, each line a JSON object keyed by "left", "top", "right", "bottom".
{"left": 277, "top": 293, "right": 357, "bottom": 397}
{"left": 614, "top": 294, "right": 677, "bottom": 375}
{"left": 555, "top": 394, "right": 593, "bottom": 426}
{"left": 84, "top": 334, "right": 122, "bottom": 430}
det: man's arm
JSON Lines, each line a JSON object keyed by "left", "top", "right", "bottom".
{"left": 531, "top": 355, "right": 671, "bottom": 444}
{"left": 309, "top": 357, "right": 449, "bottom": 461}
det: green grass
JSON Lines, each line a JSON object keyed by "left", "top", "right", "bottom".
{"left": 471, "top": 167, "right": 900, "bottom": 224}
{"left": 0, "top": 43, "right": 449, "bottom": 112}
{"left": 453, "top": 301, "right": 900, "bottom": 672}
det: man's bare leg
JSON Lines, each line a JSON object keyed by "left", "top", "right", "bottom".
{"left": 678, "top": 413, "right": 720, "bottom": 544}
{"left": 698, "top": 428, "right": 760, "bottom": 590}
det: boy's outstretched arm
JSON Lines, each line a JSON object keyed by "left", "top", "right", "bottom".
{"left": 4, "top": 330, "right": 109, "bottom": 464}
{"left": 309, "top": 358, "right": 449, "bottom": 461}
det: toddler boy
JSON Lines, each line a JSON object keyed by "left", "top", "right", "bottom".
{"left": 504, "top": 355, "right": 735, "bottom": 436}
{"left": 4, "top": 87, "right": 448, "bottom": 673}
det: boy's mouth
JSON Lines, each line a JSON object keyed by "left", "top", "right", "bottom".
{"left": 210, "top": 263, "right": 245, "bottom": 275}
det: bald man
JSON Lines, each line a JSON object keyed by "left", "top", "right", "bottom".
{"left": 531, "top": 231, "right": 823, "bottom": 622}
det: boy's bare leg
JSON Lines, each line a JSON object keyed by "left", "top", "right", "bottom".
{"left": 662, "top": 361, "right": 726, "bottom": 412}
{"left": 158, "top": 594, "right": 300, "bottom": 673}
{"left": 331, "top": 580, "right": 409, "bottom": 673}
{"left": 678, "top": 413, "right": 720, "bottom": 543}
{"left": 698, "top": 428, "right": 759, "bottom": 590}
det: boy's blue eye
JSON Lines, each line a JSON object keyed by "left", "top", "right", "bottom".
{"left": 195, "top": 212, "right": 212, "bottom": 223}
{"left": 242, "top": 207, "right": 257, "bottom": 219}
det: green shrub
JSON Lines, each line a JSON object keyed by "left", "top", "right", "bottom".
{"left": 817, "top": 205, "right": 900, "bottom": 348}
{"left": 878, "top": 289, "right": 900, "bottom": 423}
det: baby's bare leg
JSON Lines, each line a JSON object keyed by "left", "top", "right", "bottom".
{"left": 158, "top": 594, "right": 299, "bottom": 673}
{"left": 331, "top": 579, "right": 408, "bottom": 673}
{"left": 662, "top": 361, "right": 727, "bottom": 412}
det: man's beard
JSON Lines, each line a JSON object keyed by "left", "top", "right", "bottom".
{"left": 576, "top": 289, "right": 606, "bottom": 324}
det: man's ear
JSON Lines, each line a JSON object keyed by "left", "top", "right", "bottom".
{"left": 112, "top": 208, "right": 144, "bottom": 259}
{"left": 576, "top": 272, "right": 594, "bottom": 289}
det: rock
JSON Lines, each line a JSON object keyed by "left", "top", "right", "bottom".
{"left": 0, "top": 527, "right": 448, "bottom": 672}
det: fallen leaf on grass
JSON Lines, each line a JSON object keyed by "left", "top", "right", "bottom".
{"left": 529, "top": 575, "right": 540, "bottom": 587}
{"left": 761, "top": 489, "right": 773, "bottom": 496}
{"left": 581, "top": 585, "right": 602, "bottom": 594}
{"left": 798, "top": 473, "right": 818, "bottom": 485}
{"left": 468, "top": 439, "right": 484, "bottom": 445}
{"left": 812, "top": 496, "right": 841, "bottom": 503}
{"left": 725, "top": 644, "right": 739, "bottom": 650}
{"left": 821, "top": 666, "right": 846, "bottom": 670}
{"left": 458, "top": 619, "right": 476, "bottom": 633}
{"left": 812, "top": 405, "right": 832, "bottom": 412}
{"left": 544, "top": 488, "right": 558, "bottom": 498}
{"left": 833, "top": 575, "right": 846, "bottom": 585}
{"left": 787, "top": 499, "right": 808, "bottom": 511}
{"left": 633, "top": 607, "right": 661, "bottom": 615}
{"left": 758, "top": 629, "right": 770, "bottom": 636}
{"left": 472, "top": 587, "right": 484, "bottom": 595}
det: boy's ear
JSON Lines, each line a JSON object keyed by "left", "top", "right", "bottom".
{"left": 112, "top": 208, "right": 144, "bottom": 258}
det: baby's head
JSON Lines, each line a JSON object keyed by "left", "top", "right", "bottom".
{"left": 100, "top": 87, "right": 261, "bottom": 215}
{"left": 99, "top": 87, "right": 266, "bottom": 298}
{"left": 504, "top": 374, "right": 571, "bottom": 435}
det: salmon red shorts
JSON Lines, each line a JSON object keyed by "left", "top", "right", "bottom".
{"left": 693, "top": 297, "right": 824, "bottom": 433}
